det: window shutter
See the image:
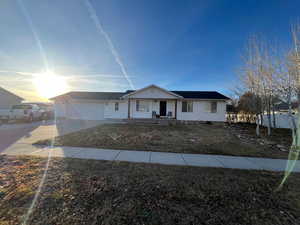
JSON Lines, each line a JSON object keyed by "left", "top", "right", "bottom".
{"left": 136, "top": 100, "right": 139, "bottom": 111}
{"left": 182, "top": 101, "right": 187, "bottom": 112}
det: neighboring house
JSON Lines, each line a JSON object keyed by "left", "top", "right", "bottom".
{"left": 273, "top": 100, "right": 298, "bottom": 113}
{"left": 51, "top": 84, "right": 230, "bottom": 122}
{"left": 0, "top": 87, "right": 23, "bottom": 109}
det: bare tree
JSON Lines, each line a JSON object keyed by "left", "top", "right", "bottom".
{"left": 278, "top": 23, "right": 300, "bottom": 189}
{"left": 239, "top": 24, "right": 300, "bottom": 138}
{"left": 290, "top": 23, "right": 300, "bottom": 142}
{"left": 274, "top": 53, "right": 297, "bottom": 130}
{"left": 285, "top": 23, "right": 300, "bottom": 138}
{"left": 241, "top": 36, "right": 277, "bottom": 135}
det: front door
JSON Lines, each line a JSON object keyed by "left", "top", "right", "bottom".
{"left": 159, "top": 101, "right": 167, "bottom": 116}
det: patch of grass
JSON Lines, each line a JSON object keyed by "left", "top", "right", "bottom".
{"left": 0, "top": 156, "right": 46, "bottom": 225}
{"left": 35, "top": 123, "right": 291, "bottom": 158}
{"left": 0, "top": 155, "right": 300, "bottom": 225}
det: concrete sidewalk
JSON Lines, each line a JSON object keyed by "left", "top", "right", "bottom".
{"left": 2, "top": 143, "right": 300, "bottom": 172}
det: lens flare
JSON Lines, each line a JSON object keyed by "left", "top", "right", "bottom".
{"left": 32, "top": 70, "right": 69, "bottom": 99}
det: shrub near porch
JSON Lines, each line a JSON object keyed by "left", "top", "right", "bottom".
{"left": 35, "top": 123, "right": 291, "bottom": 159}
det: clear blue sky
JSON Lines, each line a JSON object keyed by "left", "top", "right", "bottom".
{"left": 0, "top": 0, "right": 299, "bottom": 101}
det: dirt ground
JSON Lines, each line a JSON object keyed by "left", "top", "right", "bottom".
{"left": 36, "top": 122, "right": 292, "bottom": 158}
{"left": 0, "top": 155, "right": 300, "bottom": 225}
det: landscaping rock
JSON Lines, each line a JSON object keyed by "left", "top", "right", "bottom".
{"left": 276, "top": 144, "right": 285, "bottom": 149}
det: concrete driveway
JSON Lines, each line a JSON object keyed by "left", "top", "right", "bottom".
{"left": 0, "top": 121, "right": 47, "bottom": 152}
{"left": 0, "top": 119, "right": 114, "bottom": 153}
{"left": 55, "top": 119, "right": 121, "bottom": 136}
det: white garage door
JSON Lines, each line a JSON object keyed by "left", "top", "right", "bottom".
{"left": 67, "top": 102, "right": 104, "bottom": 120}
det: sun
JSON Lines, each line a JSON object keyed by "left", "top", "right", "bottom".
{"left": 32, "top": 70, "right": 69, "bottom": 99}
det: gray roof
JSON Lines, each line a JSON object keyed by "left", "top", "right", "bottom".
{"left": 51, "top": 91, "right": 126, "bottom": 100}
{"left": 51, "top": 90, "right": 229, "bottom": 100}
{"left": 171, "top": 91, "right": 230, "bottom": 100}
{"left": 274, "top": 101, "right": 298, "bottom": 111}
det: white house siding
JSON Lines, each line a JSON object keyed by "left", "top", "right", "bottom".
{"left": 53, "top": 101, "right": 67, "bottom": 118}
{"left": 104, "top": 100, "right": 128, "bottom": 119}
{"left": 177, "top": 100, "right": 226, "bottom": 122}
{"left": 55, "top": 99, "right": 226, "bottom": 121}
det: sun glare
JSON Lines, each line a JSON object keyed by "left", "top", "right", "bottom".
{"left": 32, "top": 71, "right": 69, "bottom": 99}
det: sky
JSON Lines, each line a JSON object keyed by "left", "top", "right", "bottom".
{"left": 0, "top": 0, "right": 299, "bottom": 101}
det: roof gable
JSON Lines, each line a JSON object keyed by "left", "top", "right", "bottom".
{"left": 0, "top": 87, "right": 24, "bottom": 101}
{"left": 122, "top": 84, "right": 183, "bottom": 99}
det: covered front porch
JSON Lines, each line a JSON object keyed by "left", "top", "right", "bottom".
{"left": 127, "top": 99, "right": 178, "bottom": 119}
{"left": 122, "top": 84, "right": 183, "bottom": 120}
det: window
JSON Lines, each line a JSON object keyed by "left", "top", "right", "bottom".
{"left": 115, "top": 102, "right": 119, "bottom": 111}
{"left": 205, "top": 102, "right": 217, "bottom": 113}
{"left": 136, "top": 100, "right": 149, "bottom": 112}
{"left": 182, "top": 101, "right": 193, "bottom": 112}
{"left": 33, "top": 105, "right": 40, "bottom": 110}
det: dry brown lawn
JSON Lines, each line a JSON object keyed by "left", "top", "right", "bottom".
{"left": 35, "top": 123, "right": 292, "bottom": 158}
{"left": 0, "top": 155, "right": 300, "bottom": 225}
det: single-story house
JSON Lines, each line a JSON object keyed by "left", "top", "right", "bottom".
{"left": 273, "top": 100, "right": 298, "bottom": 113}
{"left": 51, "top": 84, "right": 230, "bottom": 122}
{"left": 0, "top": 87, "right": 24, "bottom": 110}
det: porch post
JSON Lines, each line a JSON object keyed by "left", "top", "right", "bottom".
{"left": 175, "top": 99, "right": 177, "bottom": 119}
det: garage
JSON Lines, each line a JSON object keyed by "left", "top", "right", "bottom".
{"left": 51, "top": 91, "right": 126, "bottom": 121}
{"left": 66, "top": 102, "right": 105, "bottom": 120}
